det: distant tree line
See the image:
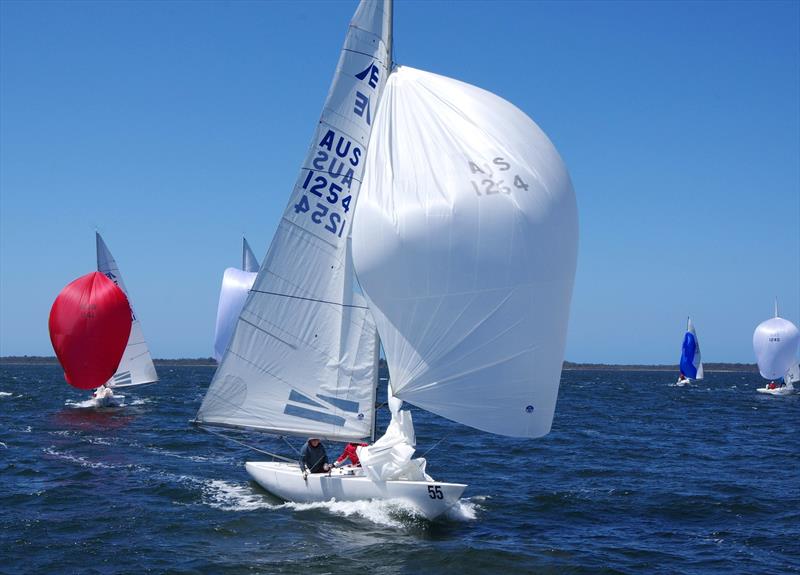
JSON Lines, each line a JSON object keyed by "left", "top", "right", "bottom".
{"left": 1, "top": 356, "right": 757, "bottom": 372}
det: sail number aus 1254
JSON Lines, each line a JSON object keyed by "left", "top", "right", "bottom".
{"left": 468, "top": 156, "right": 530, "bottom": 197}
{"left": 294, "top": 169, "right": 353, "bottom": 238}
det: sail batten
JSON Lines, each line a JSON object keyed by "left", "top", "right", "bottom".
{"left": 198, "top": 0, "right": 392, "bottom": 441}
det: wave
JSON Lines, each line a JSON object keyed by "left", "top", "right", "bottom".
{"left": 0, "top": 391, "right": 13, "bottom": 397}
{"left": 202, "top": 479, "right": 279, "bottom": 512}
{"left": 42, "top": 447, "right": 116, "bottom": 469}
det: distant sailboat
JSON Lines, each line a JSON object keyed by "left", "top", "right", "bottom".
{"left": 96, "top": 233, "right": 158, "bottom": 389}
{"left": 676, "top": 317, "right": 703, "bottom": 386}
{"left": 196, "top": 0, "right": 577, "bottom": 519}
{"left": 213, "top": 238, "right": 260, "bottom": 362}
{"left": 754, "top": 299, "right": 799, "bottom": 396}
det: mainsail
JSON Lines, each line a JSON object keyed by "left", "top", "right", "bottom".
{"left": 679, "top": 317, "right": 703, "bottom": 380}
{"left": 753, "top": 300, "right": 800, "bottom": 380}
{"left": 243, "top": 237, "right": 259, "bottom": 273}
{"left": 213, "top": 239, "right": 260, "bottom": 362}
{"left": 96, "top": 232, "right": 158, "bottom": 387}
{"left": 197, "top": 0, "right": 392, "bottom": 441}
{"left": 352, "top": 66, "right": 578, "bottom": 439}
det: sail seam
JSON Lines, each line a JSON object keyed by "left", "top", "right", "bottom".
{"left": 250, "top": 289, "right": 369, "bottom": 309}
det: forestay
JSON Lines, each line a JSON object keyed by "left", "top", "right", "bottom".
{"left": 352, "top": 66, "right": 578, "bottom": 438}
{"left": 96, "top": 233, "right": 158, "bottom": 387}
{"left": 197, "top": 0, "right": 392, "bottom": 441}
{"left": 679, "top": 317, "right": 703, "bottom": 380}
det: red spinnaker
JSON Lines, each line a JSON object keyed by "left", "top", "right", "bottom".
{"left": 48, "top": 271, "right": 132, "bottom": 390}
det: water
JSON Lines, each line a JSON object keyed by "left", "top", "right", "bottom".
{"left": 1, "top": 365, "right": 798, "bottom": 574}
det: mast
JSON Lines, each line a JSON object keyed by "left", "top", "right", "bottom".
{"left": 388, "top": 0, "right": 393, "bottom": 69}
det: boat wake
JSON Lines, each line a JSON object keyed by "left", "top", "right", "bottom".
{"left": 64, "top": 396, "right": 125, "bottom": 409}
{"left": 202, "top": 479, "right": 279, "bottom": 512}
{"left": 201, "top": 478, "right": 478, "bottom": 526}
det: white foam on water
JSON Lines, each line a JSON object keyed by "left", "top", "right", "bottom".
{"left": 445, "top": 496, "right": 483, "bottom": 521}
{"left": 42, "top": 447, "right": 115, "bottom": 469}
{"left": 146, "top": 446, "right": 231, "bottom": 464}
{"left": 0, "top": 391, "right": 13, "bottom": 397}
{"left": 65, "top": 396, "right": 126, "bottom": 409}
{"left": 202, "top": 479, "right": 279, "bottom": 512}
{"left": 128, "top": 398, "right": 151, "bottom": 406}
{"left": 199, "top": 480, "right": 447, "bottom": 527}
{"left": 85, "top": 436, "right": 115, "bottom": 446}
{"left": 0, "top": 442, "right": 7, "bottom": 449}
{"left": 281, "top": 497, "right": 422, "bottom": 528}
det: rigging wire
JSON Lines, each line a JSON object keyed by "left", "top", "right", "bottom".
{"left": 419, "top": 427, "right": 457, "bottom": 458}
{"left": 196, "top": 425, "right": 297, "bottom": 463}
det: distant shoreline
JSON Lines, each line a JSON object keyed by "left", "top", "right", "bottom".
{"left": 0, "top": 356, "right": 758, "bottom": 372}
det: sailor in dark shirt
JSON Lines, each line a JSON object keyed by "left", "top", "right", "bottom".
{"left": 299, "top": 437, "right": 331, "bottom": 479}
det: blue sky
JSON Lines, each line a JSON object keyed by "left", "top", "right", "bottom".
{"left": 1, "top": 0, "right": 798, "bottom": 363}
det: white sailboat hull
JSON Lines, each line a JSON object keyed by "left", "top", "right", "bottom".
{"left": 756, "top": 382, "right": 795, "bottom": 396}
{"left": 246, "top": 461, "right": 467, "bottom": 520}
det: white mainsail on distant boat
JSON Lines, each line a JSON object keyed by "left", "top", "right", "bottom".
{"left": 96, "top": 232, "right": 158, "bottom": 389}
{"left": 242, "top": 237, "right": 259, "bottom": 273}
{"left": 754, "top": 299, "right": 799, "bottom": 396}
{"left": 196, "top": 0, "right": 577, "bottom": 519}
{"left": 213, "top": 238, "right": 261, "bottom": 362}
{"left": 676, "top": 317, "right": 703, "bottom": 386}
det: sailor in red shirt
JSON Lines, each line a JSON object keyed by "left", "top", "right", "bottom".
{"left": 333, "top": 442, "right": 368, "bottom": 468}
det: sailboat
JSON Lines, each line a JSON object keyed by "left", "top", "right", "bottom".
{"left": 213, "top": 238, "right": 260, "bottom": 362}
{"left": 676, "top": 317, "right": 703, "bottom": 386}
{"left": 196, "top": 0, "right": 577, "bottom": 520}
{"left": 95, "top": 233, "right": 158, "bottom": 403}
{"left": 754, "top": 300, "right": 799, "bottom": 396}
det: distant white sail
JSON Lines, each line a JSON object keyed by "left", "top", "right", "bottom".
{"left": 213, "top": 239, "right": 260, "bottom": 362}
{"left": 243, "top": 237, "right": 259, "bottom": 273}
{"left": 96, "top": 232, "right": 158, "bottom": 387}
{"left": 352, "top": 66, "right": 578, "bottom": 438}
{"left": 197, "top": 0, "right": 391, "bottom": 441}
{"left": 752, "top": 301, "right": 800, "bottom": 380}
{"left": 785, "top": 362, "right": 800, "bottom": 385}
{"left": 213, "top": 268, "right": 257, "bottom": 363}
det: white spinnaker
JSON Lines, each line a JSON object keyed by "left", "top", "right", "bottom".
{"left": 753, "top": 316, "right": 800, "bottom": 380}
{"left": 96, "top": 233, "right": 158, "bottom": 387}
{"left": 352, "top": 66, "right": 578, "bottom": 438}
{"left": 243, "top": 237, "right": 259, "bottom": 273}
{"left": 197, "top": 0, "right": 391, "bottom": 441}
{"left": 213, "top": 268, "right": 258, "bottom": 363}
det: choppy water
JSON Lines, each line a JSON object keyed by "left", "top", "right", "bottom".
{"left": 1, "top": 365, "right": 798, "bottom": 574}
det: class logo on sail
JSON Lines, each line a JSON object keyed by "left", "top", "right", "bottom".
{"left": 284, "top": 390, "right": 362, "bottom": 427}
